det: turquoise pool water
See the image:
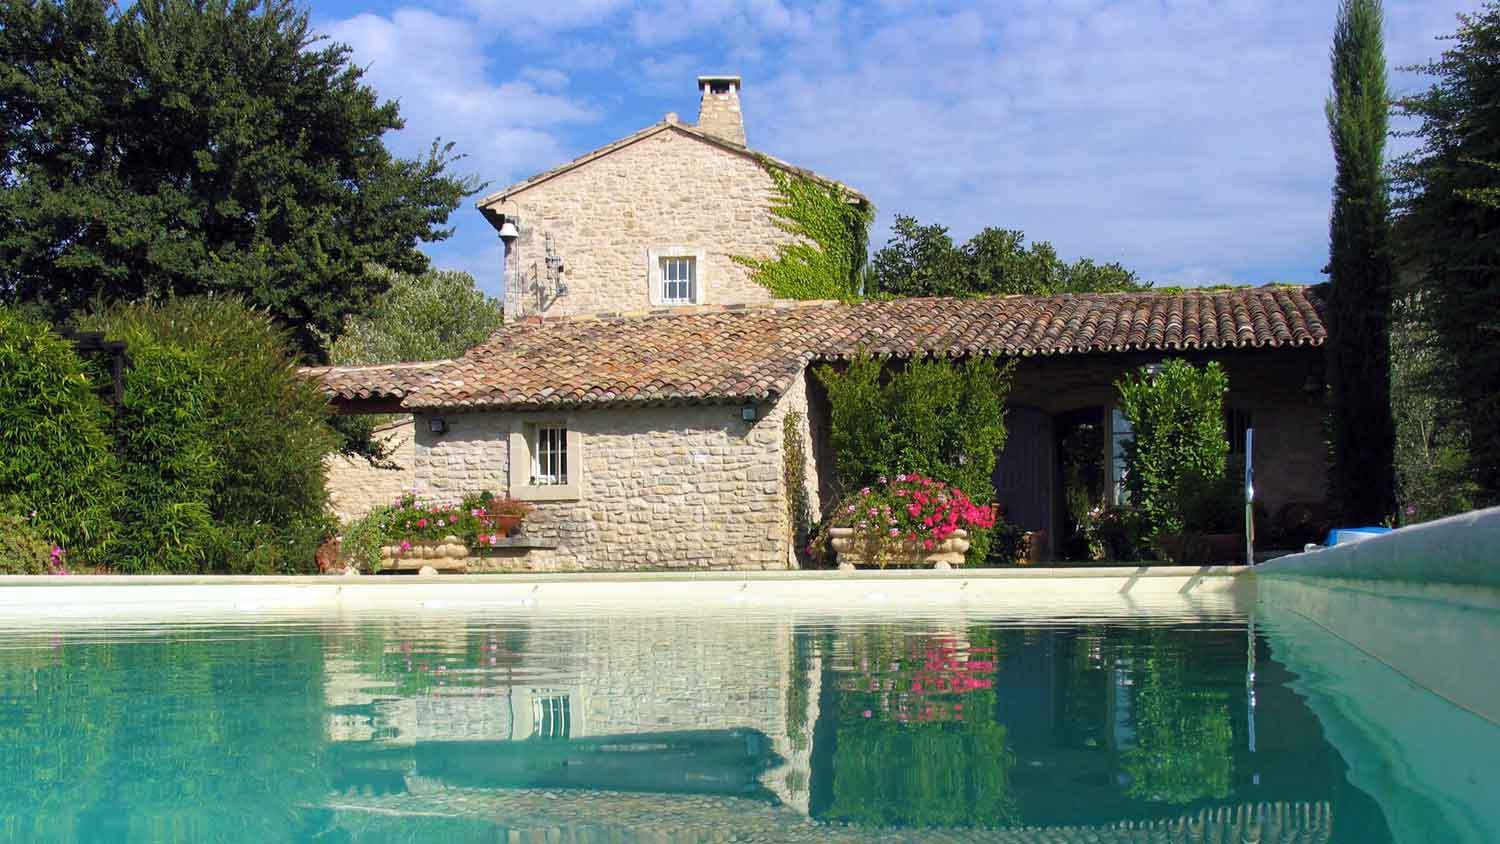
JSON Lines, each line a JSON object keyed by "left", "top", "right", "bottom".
{"left": 1, "top": 592, "right": 1496, "bottom": 842}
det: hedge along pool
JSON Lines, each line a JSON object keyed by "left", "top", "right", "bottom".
{"left": 0, "top": 569, "right": 1496, "bottom": 843}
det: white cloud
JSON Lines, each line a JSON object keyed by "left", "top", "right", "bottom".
{"left": 744, "top": 0, "right": 1474, "bottom": 284}
{"left": 460, "top": 0, "right": 631, "bottom": 33}
{"left": 316, "top": 0, "right": 1485, "bottom": 290}
{"left": 321, "top": 9, "right": 595, "bottom": 194}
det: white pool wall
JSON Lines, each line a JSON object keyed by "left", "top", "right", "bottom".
{"left": 0, "top": 567, "right": 1250, "bottom": 627}
{"left": 1257, "top": 505, "right": 1500, "bottom": 588}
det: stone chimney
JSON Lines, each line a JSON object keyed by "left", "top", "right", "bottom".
{"left": 696, "top": 75, "right": 746, "bottom": 146}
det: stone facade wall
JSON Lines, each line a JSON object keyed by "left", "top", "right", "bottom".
{"left": 494, "top": 127, "right": 791, "bottom": 319}
{"left": 325, "top": 417, "right": 416, "bottom": 521}
{"left": 410, "top": 371, "right": 818, "bottom": 570}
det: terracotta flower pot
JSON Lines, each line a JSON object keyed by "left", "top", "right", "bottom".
{"left": 489, "top": 515, "right": 523, "bottom": 538}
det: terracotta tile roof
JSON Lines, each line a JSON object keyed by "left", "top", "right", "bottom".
{"left": 308, "top": 286, "right": 1326, "bottom": 411}
{"left": 298, "top": 360, "right": 450, "bottom": 402}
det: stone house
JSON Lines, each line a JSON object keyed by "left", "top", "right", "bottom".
{"left": 313, "top": 287, "right": 1330, "bottom": 569}
{"left": 476, "top": 75, "right": 867, "bottom": 320}
{"left": 313, "top": 73, "right": 1332, "bottom": 568}
{"left": 320, "top": 74, "right": 866, "bottom": 526}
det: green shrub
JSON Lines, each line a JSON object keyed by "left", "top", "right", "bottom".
{"left": 219, "top": 512, "right": 338, "bottom": 575}
{"left": 1172, "top": 468, "right": 1243, "bottom": 534}
{"left": 340, "top": 507, "right": 393, "bottom": 574}
{"left": 0, "top": 307, "right": 121, "bottom": 561}
{"left": 0, "top": 512, "right": 53, "bottom": 575}
{"left": 1116, "top": 360, "right": 1230, "bottom": 541}
{"left": 111, "top": 342, "right": 223, "bottom": 573}
{"left": 81, "top": 297, "right": 337, "bottom": 572}
{"left": 815, "top": 354, "right": 1013, "bottom": 562}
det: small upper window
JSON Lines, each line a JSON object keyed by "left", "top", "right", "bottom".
{"left": 660, "top": 256, "right": 697, "bottom": 305}
{"left": 532, "top": 424, "right": 568, "bottom": 486}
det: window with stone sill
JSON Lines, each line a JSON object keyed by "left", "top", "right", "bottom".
{"left": 647, "top": 247, "right": 707, "bottom": 306}
{"left": 509, "top": 420, "right": 583, "bottom": 501}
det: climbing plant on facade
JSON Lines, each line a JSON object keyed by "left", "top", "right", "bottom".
{"left": 735, "top": 163, "right": 873, "bottom": 300}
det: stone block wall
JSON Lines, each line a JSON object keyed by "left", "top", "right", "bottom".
{"left": 410, "top": 369, "right": 819, "bottom": 570}
{"left": 494, "top": 127, "right": 791, "bottom": 319}
{"left": 325, "top": 417, "right": 416, "bottom": 521}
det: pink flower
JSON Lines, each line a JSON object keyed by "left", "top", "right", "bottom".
{"left": 417, "top": 518, "right": 428, "bottom": 528}
{"left": 889, "top": 528, "right": 900, "bottom": 537}
{"left": 923, "top": 539, "right": 935, "bottom": 550}
{"left": 449, "top": 514, "right": 458, "bottom": 523}
{"left": 860, "top": 487, "right": 872, "bottom": 496}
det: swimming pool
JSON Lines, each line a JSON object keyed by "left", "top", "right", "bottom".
{"left": 0, "top": 576, "right": 1495, "bottom": 842}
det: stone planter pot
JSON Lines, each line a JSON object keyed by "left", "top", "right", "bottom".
{"left": 829, "top": 527, "right": 970, "bottom": 570}
{"left": 380, "top": 535, "right": 470, "bottom": 571}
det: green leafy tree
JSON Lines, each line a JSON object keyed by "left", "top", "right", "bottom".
{"left": 1325, "top": 0, "right": 1397, "bottom": 525}
{"left": 81, "top": 296, "right": 337, "bottom": 572}
{"left": 320, "top": 267, "right": 504, "bottom": 365}
{"left": 0, "top": 307, "right": 121, "bottom": 561}
{"left": 869, "top": 215, "right": 1146, "bottom": 298}
{"left": 110, "top": 342, "right": 223, "bottom": 573}
{"left": 1394, "top": 4, "right": 1500, "bottom": 506}
{"left": 0, "top": 0, "right": 478, "bottom": 353}
{"left": 318, "top": 266, "right": 503, "bottom": 466}
{"left": 1116, "top": 360, "right": 1230, "bottom": 541}
{"left": 1391, "top": 297, "right": 1476, "bottom": 522}
{"left": 815, "top": 354, "right": 1013, "bottom": 562}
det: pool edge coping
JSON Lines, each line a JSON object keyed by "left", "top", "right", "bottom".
{"left": 0, "top": 565, "right": 1250, "bottom": 588}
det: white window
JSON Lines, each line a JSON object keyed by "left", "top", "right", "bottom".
{"left": 531, "top": 424, "right": 568, "bottom": 486}
{"left": 660, "top": 256, "right": 696, "bottom": 304}
{"left": 509, "top": 419, "right": 583, "bottom": 501}
{"left": 647, "top": 247, "right": 707, "bottom": 306}
{"left": 533, "top": 693, "right": 571, "bottom": 739}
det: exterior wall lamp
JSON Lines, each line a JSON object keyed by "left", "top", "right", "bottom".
{"left": 428, "top": 417, "right": 449, "bottom": 435}
{"left": 497, "top": 218, "right": 520, "bottom": 243}
{"left": 741, "top": 405, "right": 758, "bottom": 423}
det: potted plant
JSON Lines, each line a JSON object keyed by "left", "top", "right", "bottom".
{"left": 378, "top": 491, "right": 533, "bottom": 569}
{"left": 1153, "top": 471, "right": 1244, "bottom": 564}
{"left": 824, "top": 474, "right": 996, "bottom": 569}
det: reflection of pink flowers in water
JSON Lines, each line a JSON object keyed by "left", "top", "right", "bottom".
{"left": 841, "top": 635, "right": 998, "bottom": 724}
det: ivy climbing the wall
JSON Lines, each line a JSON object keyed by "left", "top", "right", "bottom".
{"left": 735, "top": 162, "right": 874, "bottom": 300}
{"left": 783, "top": 411, "right": 813, "bottom": 566}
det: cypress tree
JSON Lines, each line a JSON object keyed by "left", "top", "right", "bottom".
{"left": 1325, "top": 0, "right": 1397, "bottom": 525}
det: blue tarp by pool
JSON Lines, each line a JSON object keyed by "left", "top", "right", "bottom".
{"left": 1325, "top": 527, "right": 1393, "bottom": 546}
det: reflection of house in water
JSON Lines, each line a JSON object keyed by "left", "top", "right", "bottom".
{"left": 316, "top": 618, "right": 1360, "bottom": 843}
{"left": 322, "top": 615, "right": 819, "bottom": 813}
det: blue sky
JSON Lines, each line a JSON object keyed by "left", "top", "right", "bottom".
{"left": 310, "top": 0, "right": 1475, "bottom": 296}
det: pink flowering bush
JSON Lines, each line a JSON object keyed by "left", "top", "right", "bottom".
{"left": 386, "top": 491, "right": 533, "bottom": 547}
{"left": 820, "top": 473, "right": 996, "bottom": 565}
